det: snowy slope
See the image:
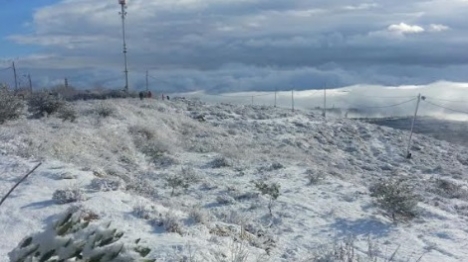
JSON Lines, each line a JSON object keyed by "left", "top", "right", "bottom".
{"left": 1, "top": 98, "right": 468, "bottom": 261}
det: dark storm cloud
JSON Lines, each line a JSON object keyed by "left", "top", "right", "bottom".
{"left": 3, "top": 0, "right": 468, "bottom": 91}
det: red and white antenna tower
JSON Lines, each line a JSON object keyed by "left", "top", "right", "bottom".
{"left": 118, "top": 0, "right": 129, "bottom": 91}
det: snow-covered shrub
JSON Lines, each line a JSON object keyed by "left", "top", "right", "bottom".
{"left": 213, "top": 240, "right": 250, "bottom": 262}
{"left": 306, "top": 170, "right": 326, "bottom": 185}
{"left": 270, "top": 162, "right": 284, "bottom": 170}
{"left": 57, "top": 104, "right": 77, "bottom": 122}
{"left": 129, "top": 125, "right": 174, "bottom": 164}
{"left": 216, "top": 194, "right": 236, "bottom": 205}
{"left": 165, "top": 175, "right": 190, "bottom": 196}
{"left": 8, "top": 207, "right": 154, "bottom": 261}
{"left": 211, "top": 156, "right": 232, "bottom": 168}
{"left": 152, "top": 154, "right": 180, "bottom": 167}
{"left": 28, "top": 91, "right": 66, "bottom": 118}
{"left": 129, "top": 125, "right": 156, "bottom": 142}
{"left": 95, "top": 103, "right": 115, "bottom": 118}
{"left": 189, "top": 207, "right": 212, "bottom": 225}
{"left": 370, "top": 179, "right": 420, "bottom": 221}
{"left": 433, "top": 178, "right": 468, "bottom": 199}
{"left": 89, "top": 177, "right": 126, "bottom": 192}
{"left": 52, "top": 188, "right": 85, "bottom": 204}
{"left": 308, "top": 238, "right": 363, "bottom": 262}
{"left": 59, "top": 172, "right": 77, "bottom": 180}
{"left": 200, "top": 181, "right": 218, "bottom": 191}
{"left": 253, "top": 181, "right": 281, "bottom": 216}
{"left": 0, "top": 87, "right": 25, "bottom": 124}
{"left": 132, "top": 204, "right": 154, "bottom": 220}
{"left": 151, "top": 211, "right": 184, "bottom": 235}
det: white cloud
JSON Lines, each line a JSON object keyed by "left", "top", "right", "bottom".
{"left": 343, "top": 3, "right": 378, "bottom": 10}
{"left": 428, "top": 24, "right": 450, "bottom": 32}
{"left": 388, "top": 23, "right": 425, "bottom": 34}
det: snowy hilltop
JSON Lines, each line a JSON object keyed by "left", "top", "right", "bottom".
{"left": 1, "top": 97, "right": 468, "bottom": 261}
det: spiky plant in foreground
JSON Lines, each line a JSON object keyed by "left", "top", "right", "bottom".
{"left": 9, "top": 207, "right": 155, "bottom": 262}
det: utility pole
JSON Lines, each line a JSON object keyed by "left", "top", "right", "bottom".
{"left": 64, "top": 78, "right": 69, "bottom": 89}
{"left": 145, "top": 70, "right": 149, "bottom": 92}
{"left": 28, "top": 74, "right": 32, "bottom": 93}
{"left": 274, "top": 87, "right": 277, "bottom": 107}
{"left": 292, "top": 89, "right": 295, "bottom": 112}
{"left": 12, "top": 62, "right": 18, "bottom": 91}
{"left": 406, "top": 94, "right": 422, "bottom": 159}
{"left": 118, "top": 0, "right": 129, "bottom": 92}
{"left": 323, "top": 87, "right": 327, "bottom": 118}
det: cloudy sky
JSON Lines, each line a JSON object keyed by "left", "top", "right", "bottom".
{"left": 0, "top": 0, "right": 467, "bottom": 95}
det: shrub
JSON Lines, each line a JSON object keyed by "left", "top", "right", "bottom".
{"left": 8, "top": 207, "right": 154, "bottom": 261}
{"left": 189, "top": 207, "right": 211, "bottom": 225}
{"left": 28, "top": 91, "right": 65, "bottom": 118}
{"left": 0, "top": 87, "right": 25, "bottom": 124}
{"left": 370, "top": 179, "right": 420, "bottom": 221}
{"left": 211, "top": 156, "right": 232, "bottom": 168}
{"left": 253, "top": 181, "right": 280, "bottom": 216}
{"left": 89, "top": 177, "right": 126, "bottom": 192}
{"left": 133, "top": 204, "right": 154, "bottom": 220}
{"left": 150, "top": 210, "right": 184, "bottom": 235}
{"left": 57, "top": 105, "right": 77, "bottom": 122}
{"left": 52, "top": 188, "right": 85, "bottom": 204}
{"left": 95, "top": 103, "right": 115, "bottom": 118}
{"left": 166, "top": 175, "right": 190, "bottom": 196}
{"left": 306, "top": 170, "right": 326, "bottom": 185}
{"left": 433, "top": 178, "right": 468, "bottom": 199}
{"left": 216, "top": 194, "right": 236, "bottom": 205}
{"left": 270, "top": 162, "right": 284, "bottom": 170}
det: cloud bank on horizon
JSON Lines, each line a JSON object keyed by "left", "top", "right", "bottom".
{"left": 0, "top": 0, "right": 467, "bottom": 93}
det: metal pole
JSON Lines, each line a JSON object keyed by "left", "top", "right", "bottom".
{"left": 406, "top": 94, "right": 421, "bottom": 159}
{"left": 119, "top": 2, "right": 129, "bottom": 91}
{"left": 323, "top": 87, "right": 327, "bottom": 118}
{"left": 292, "top": 89, "right": 295, "bottom": 112}
{"left": 274, "top": 87, "right": 277, "bottom": 107}
{"left": 145, "top": 70, "right": 149, "bottom": 92}
{"left": 28, "top": 74, "right": 32, "bottom": 93}
{"left": 12, "top": 62, "right": 18, "bottom": 91}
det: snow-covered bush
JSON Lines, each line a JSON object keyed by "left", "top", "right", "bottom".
{"left": 253, "top": 181, "right": 280, "bottom": 216}
{"left": 151, "top": 210, "right": 184, "bottom": 235}
{"left": 433, "top": 178, "right": 468, "bottom": 199}
{"left": 94, "top": 103, "right": 115, "bottom": 118}
{"left": 216, "top": 194, "right": 236, "bottom": 205}
{"left": 165, "top": 175, "right": 190, "bottom": 196}
{"left": 189, "top": 207, "right": 212, "bottom": 225}
{"left": 28, "top": 91, "right": 66, "bottom": 118}
{"left": 270, "top": 162, "right": 284, "bottom": 170}
{"left": 0, "top": 87, "right": 25, "bottom": 124}
{"left": 370, "top": 179, "right": 420, "bottom": 221}
{"left": 306, "top": 170, "right": 326, "bottom": 185}
{"left": 8, "top": 207, "right": 154, "bottom": 261}
{"left": 52, "top": 188, "right": 85, "bottom": 204}
{"left": 211, "top": 156, "right": 232, "bottom": 168}
{"left": 89, "top": 177, "right": 126, "bottom": 192}
{"left": 308, "top": 238, "right": 365, "bottom": 262}
{"left": 57, "top": 104, "right": 77, "bottom": 122}
{"left": 133, "top": 204, "right": 155, "bottom": 220}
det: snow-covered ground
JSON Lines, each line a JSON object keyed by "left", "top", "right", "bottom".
{"left": 1, "top": 98, "right": 468, "bottom": 261}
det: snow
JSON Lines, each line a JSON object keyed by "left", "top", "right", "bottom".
{"left": 1, "top": 98, "right": 468, "bottom": 261}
